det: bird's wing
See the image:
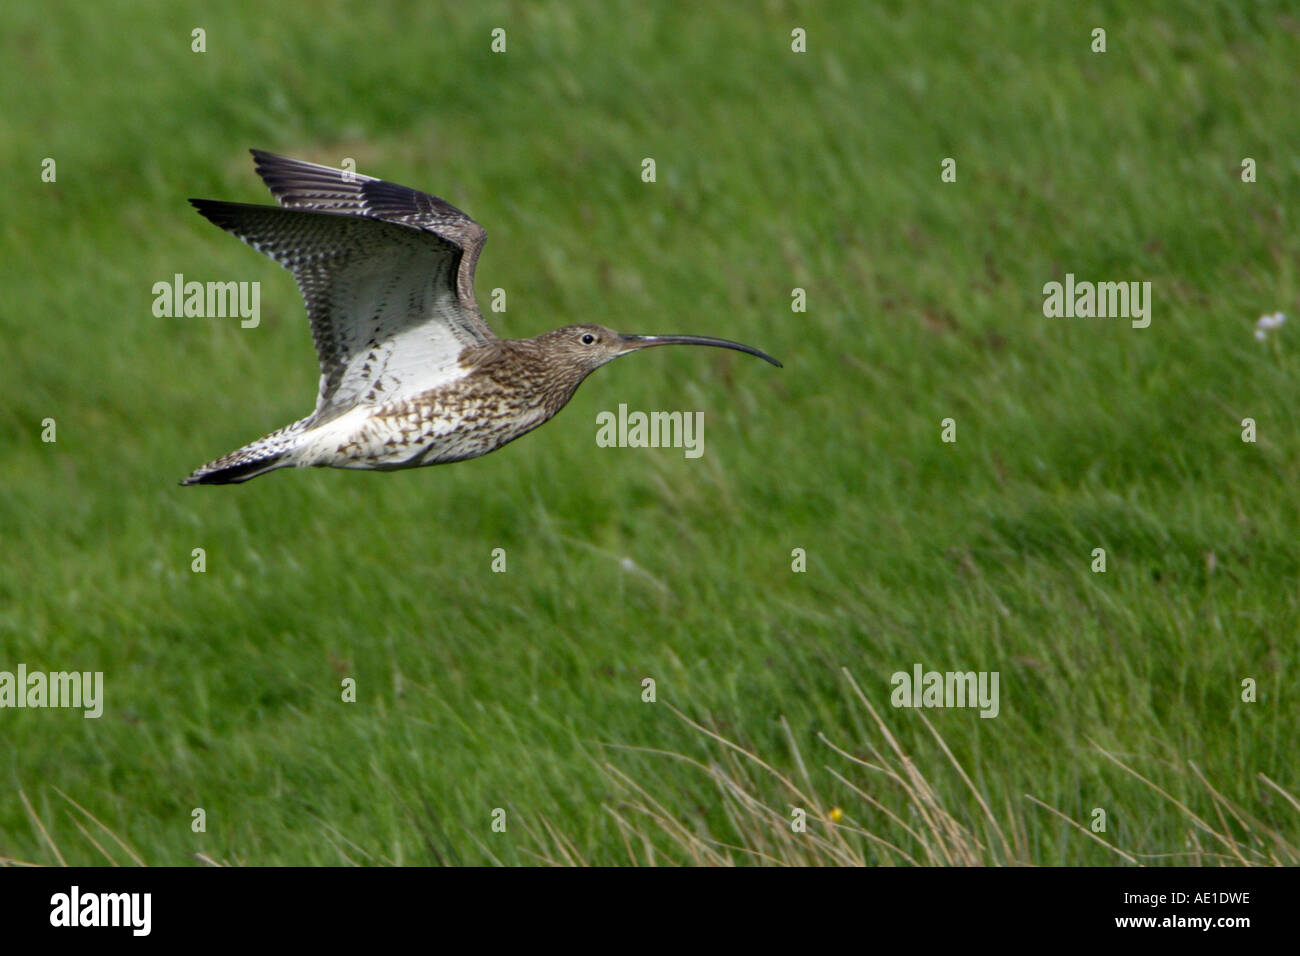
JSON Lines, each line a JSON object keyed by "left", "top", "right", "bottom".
{"left": 191, "top": 162, "right": 494, "bottom": 420}
{"left": 251, "top": 150, "right": 489, "bottom": 328}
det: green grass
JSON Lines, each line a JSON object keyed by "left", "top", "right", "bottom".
{"left": 3, "top": 0, "right": 1299, "bottom": 865}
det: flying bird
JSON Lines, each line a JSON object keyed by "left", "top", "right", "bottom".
{"left": 181, "top": 150, "right": 781, "bottom": 485}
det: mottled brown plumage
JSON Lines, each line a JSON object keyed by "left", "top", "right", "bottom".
{"left": 182, "top": 151, "right": 780, "bottom": 485}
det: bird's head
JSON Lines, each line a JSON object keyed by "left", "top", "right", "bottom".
{"left": 540, "top": 324, "right": 783, "bottom": 376}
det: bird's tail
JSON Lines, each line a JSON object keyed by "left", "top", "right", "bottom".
{"left": 181, "top": 417, "right": 313, "bottom": 486}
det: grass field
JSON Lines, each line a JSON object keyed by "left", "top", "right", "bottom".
{"left": 3, "top": 1, "right": 1299, "bottom": 865}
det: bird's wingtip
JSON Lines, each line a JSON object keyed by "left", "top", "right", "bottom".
{"left": 249, "top": 148, "right": 284, "bottom": 173}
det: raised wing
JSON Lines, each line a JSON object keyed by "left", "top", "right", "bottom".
{"left": 251, "top": 149, "right": 488, "bottom": 320}
{"left": 189, "top": 152, "right": 494, "bottom": 421}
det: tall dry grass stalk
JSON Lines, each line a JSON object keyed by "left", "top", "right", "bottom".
{"left": 523, "top": 668, "right": 1299, "bottom": 867}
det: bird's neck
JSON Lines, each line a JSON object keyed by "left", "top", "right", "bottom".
{"left": 465, "top": 338, "right": 591, "bottom": 417}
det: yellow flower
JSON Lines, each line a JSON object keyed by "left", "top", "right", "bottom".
{"left": 829, "top": 807, "right": 844, "bottom": 823}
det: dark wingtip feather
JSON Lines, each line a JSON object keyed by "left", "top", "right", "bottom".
{"left": 249, "top": 148, "right": 281, "bottom": 173}
{"left": 188, "top": 197, "right": 216, "bottom": 222}
{"left": 188, "top": 197, "right": 237, "bottom": 229}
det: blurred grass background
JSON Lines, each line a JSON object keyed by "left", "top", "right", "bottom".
{"left": 2, "top": 0, "right": 1298, "bottom": 864}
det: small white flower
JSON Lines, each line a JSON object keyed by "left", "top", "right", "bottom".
{"left": 1255, "top": 311, "right": 1286, "bottom": 340}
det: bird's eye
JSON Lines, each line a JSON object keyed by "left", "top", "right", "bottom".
{"left": 581, "top": 333, "right": 596, "bottom": 345}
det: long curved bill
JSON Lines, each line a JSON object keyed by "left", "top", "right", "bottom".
{"left": 617, "top": 333, "right": 782, "bottom": 368}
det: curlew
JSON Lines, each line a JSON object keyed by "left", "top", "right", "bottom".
{"left": 181, "top": 150, "right": 781, "bottom": 485}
